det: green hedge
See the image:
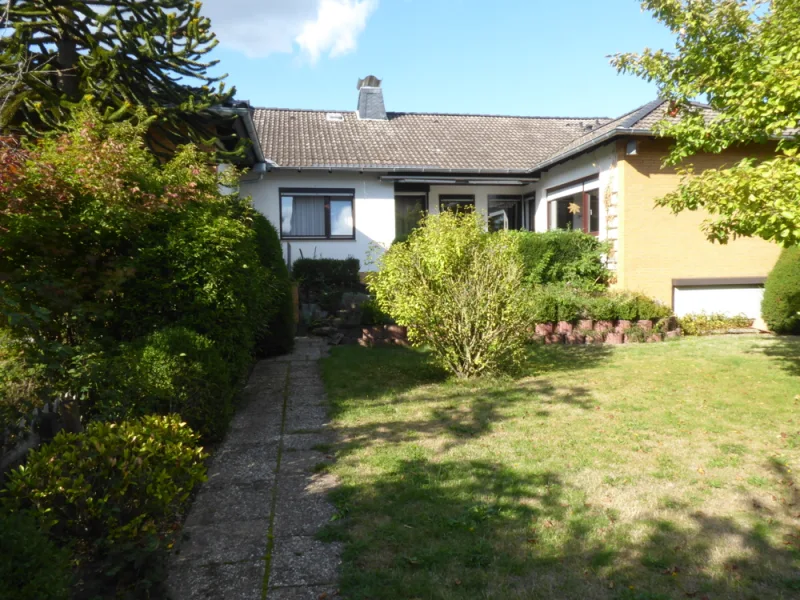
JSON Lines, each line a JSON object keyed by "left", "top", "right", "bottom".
{"left": 762, "top": 246, "right": 800, "bottom": 334}
{"left": 252, "top": 213, "right": 296, "bottom": 357}
{"left": 293, "top": 257, "right": 362, "bottom": 313}
{"left": 529, "top": 285, "right": 672, "bottom": 323}
{"left": 0, "top": 511, "right": 71, "bottom": 600}
{"left": 507, "top": 230, "right": 611, "bottom": 291}
{"left": 3, "top": 415, "right": 206, "bottom": 590}
{"left": 678, "top": 313, "right": 754, "bottom": 336}
{"left": 92, "top": 327, "right": 233, "bottom": 442}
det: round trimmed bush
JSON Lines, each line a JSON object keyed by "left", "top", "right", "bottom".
{"left": 0, "top": 511, "right": 71, "bottom": 600}
{"left": 2, "top": 416, "right": 206, "bottom": 556}
{"left": 762, "top": 246, "right": 800, "bottom": 334}
{"left": 94, "top": 327, "right": 234, "bottom": 442}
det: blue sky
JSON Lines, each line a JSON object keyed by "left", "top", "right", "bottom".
{"left": 201, "top": 0, "right": 676, "bottom": 119}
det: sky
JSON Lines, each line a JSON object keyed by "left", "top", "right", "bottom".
{"left": 199, "top": 0, "right": 677, "bottom": 119}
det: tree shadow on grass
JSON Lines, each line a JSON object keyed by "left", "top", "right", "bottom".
{"left": 323, "top": 455, "right": 800, "bottom": 600}
{"left": 746, "top": 335, "right": 800, "bottom": 378}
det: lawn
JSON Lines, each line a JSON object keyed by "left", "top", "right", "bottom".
{"left": 320, "top": 335, "right": 800, "bottom": 600}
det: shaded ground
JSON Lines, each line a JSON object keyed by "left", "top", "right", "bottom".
{"left": 167, "top": 337, "right": 342, "bottom": 600}
{"left": 320, "top": 336, "right": 800, "bottom": 599}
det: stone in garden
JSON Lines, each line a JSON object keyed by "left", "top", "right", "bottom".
{"left": 535, "top": 323, "right": 554, "bottom": 336}
{"left": 557, "top": 321, "right": 573, "bottom": 334}
{"left": 637, "top": 319, "right": 653, "bottom": 331}
{"left": 595, "top": 320, "right": 614, "bottom": 332}
{"left": 616, "top": 319, "right": 632, "bottom": 333}
{"left": 605, "top": 332, "right": 624, "bottom": 344}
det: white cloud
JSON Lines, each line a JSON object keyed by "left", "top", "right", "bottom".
{"left": 200, "top": 0, "right": 377, "bottom": 62}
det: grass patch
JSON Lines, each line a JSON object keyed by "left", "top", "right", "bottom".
{"left": 322, "top": 337, "right": 800, "bottom": 599}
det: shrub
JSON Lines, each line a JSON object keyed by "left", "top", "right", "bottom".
{"left": 92, "top": 327, "right": 233, "bottom": 442}
{"left": 678, "top": 313, "right": 754, "bottom": 336}
{"left": 293, "top": 257, "right": 362, "bottom": 313}
{"left": 368, "top": 211, "right": 529, "bottom": 378}
{"left": 507, "top": 229, "right": 611, "bottom": 291}
{"left": 1, "top": 332, "right": 45, "bottom": 454}
{"left": 586, "top": 291, "right": 672, "bottom": 322}
{"left": 0, "top": 511, "right": 72, "bottom": 600}
{"left": 2, "top": 415, "right": 206, "bottom": 575}
{"left": 529, "top": 285, "right": 588, "bottom": 323}
{"left": 762, "top": 246, "right": 800, "bottom": 334}
{"left": 360, "top": 297, "right": 394, "bottom": 326}
{"left": 251, "top": 213, "right": 296, "bottom": 356}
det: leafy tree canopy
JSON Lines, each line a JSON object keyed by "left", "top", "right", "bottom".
{"left": 0, "top": 0, "right": 234, "bottom": 154}
{"left": 613, "top": 0, "right": 800, "bottom": 246}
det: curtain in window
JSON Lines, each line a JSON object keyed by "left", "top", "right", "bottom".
{"left": 283, "top": 196, "right": 325, "bottom": 237}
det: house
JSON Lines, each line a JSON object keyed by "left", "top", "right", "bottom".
{"left": 238, "top": 77, "right": 781, "bottom": 319}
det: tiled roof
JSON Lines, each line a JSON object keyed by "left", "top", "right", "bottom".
{"left": 541, "top": 100, "right": 721, "bottom": 168}
{"left": 252, "top": 108, "right": 610, "bottom": 171}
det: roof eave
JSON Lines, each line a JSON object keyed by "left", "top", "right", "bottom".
{"left": 530, "top": 127, "right": 655, "bottom": 174}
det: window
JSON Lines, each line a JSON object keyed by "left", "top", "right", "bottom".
{"left": 439, "top": 195, "right": 475, "bottom": 213}
{"left": 488, "top": 195, "right": 522, "bottom": 232}
{"left": 525, "top": 193, "right": 536, "bottom": 231}
{"left": 395, "top": 193, "right": 427, "bottom": 240}
{"left": 280, "top": 189, "right": 355, "bottom": 239}
{"left": 546, "top": 177, "right": 601, "bottom": 235}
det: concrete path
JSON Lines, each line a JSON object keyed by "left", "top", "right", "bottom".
{"left": 167, "top": 338, "right": 342, "bottom": 600}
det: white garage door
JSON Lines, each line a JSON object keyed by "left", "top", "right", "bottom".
{"left": 673, "top": 284, "right": 764, "bottom": 318}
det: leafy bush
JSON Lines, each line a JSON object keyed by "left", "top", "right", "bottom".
{"left": 1, "top": 331, "right": 45, "bottom": 454}
{"left": 624, "top": 325, "right": 648, "bottom": 343}
{"left": 529, "top": 285, "right": 588, "bottom": 323}
{"left": 369, "top": 211, "right": 529, "bottom": 378}
{"left": 91, "top": 327, "right": 233, "bottom": 442}
{"left": 586, "top": 291, "right": 672, "bottom": 322}
{"left": 3, "top": 416, "right": 206, "bottom": 575}
{"left": 762, "top": 246, "right": 800, "bottom": 334}
{"left": 0, "top": 109, "right": 294, "bottom": 424}
{"left": 293, "top": 257, "right": 361, "bottom": 291}
{"left": 507, "top": 229, "right": 611, "bottom": 291}
{"left": 360, "top": 297, "right": 394, "bottom": 326}
{"left": 293, "top": 257, "right": 362, "bottom": 313}
{"left": 252, "top": 213, "right": 296, "bottom": 356}
{"left": 678, "top": 313, "right": 754, "bottom": 336}
{"left": 0, "top": 511, "right": 72, "bottom": 600}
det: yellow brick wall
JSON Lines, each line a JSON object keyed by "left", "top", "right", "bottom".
{"left": 616, "top": 138, "right": 782, "bottom": 306}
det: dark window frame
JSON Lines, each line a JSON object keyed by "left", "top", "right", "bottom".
{"left": 279, "top": 188, "right": 356, "bottom": 241}
{"left": 545, "top": 177, "right": 600, "bottom": 235}
{"left": 487, "top": 194, "right": 523, "bottom": 231}
{"left": 523, "top": 192, "right": 536, "bottom": 231}
{"left": 439, "top": 194, "right": 476, "bottom": 213}
{"left": 394, "top": 192, "right": 429, "bottom": 239}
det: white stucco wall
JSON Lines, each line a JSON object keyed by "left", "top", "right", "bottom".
{"left": 240, "top": 171, "right": 395, "bottom": 271}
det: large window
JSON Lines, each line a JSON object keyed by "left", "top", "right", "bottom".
{"left": 488, "top": 195, "right": 522, "bottom": 232}
{"left": 439, "top": 195, "right": 475, "bottom": 213}
{"left": 280, "top": 189, "right": 355, "bottom": 240}
{"left": 395, "top": 193, "right": 427, "bottom": 240}
{"left": 546, "top": 177, "right": 600, "bottom": 235}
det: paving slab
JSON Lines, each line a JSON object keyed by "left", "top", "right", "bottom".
{"left": 266, "top": 585, "right": 341, "bottom": 600}
{"left": 167, "top": 560, "right": 266, "bottom": 600}
{"left": 206, "top": 442, "right": 280, "bottom": 486}
{"left": 173, "top": 520, "right": 269, "bottom": 565}
{"left": 268, "top": 536, "right": 343, "bottom": 588}
{"left": 185, "top": 481, "right": 273, "bottom": 527}
{"left": 170, "top": 339, "right": 340, "bottom": 600}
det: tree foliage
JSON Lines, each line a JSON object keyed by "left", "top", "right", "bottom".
{"left": 368, "top": 211, "right": 530, "bottom": 379}
{"left": 0, "top": 0, "right": 233, "bottom": 153}
{"left": 612, "top": 0, "right": 800, "bottom": 246}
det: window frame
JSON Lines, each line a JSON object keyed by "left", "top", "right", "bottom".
{"left": 394, "top": 192, "right": 429, "bottom": 240}
{"left": 545, "top": 176, "right": 601, "bottom": 235}
{"left": 439, "top": 194, "right": 476, "bottom": 213}
{"left": 279, "top": 188, "right": 356, "bottom": 241}
{"left": 487, "top": 194, "right": 523, "bottom": 232}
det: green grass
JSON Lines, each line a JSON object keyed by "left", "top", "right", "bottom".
{"left": 321, "top": 335, "right": 800, "bottom": 599}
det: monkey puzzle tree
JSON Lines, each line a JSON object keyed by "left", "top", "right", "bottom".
{"left": 0, "top": 0, "right": 234, "bottom": 154}
{"left": 612, "top": 0, "right": 800, "bottom": 247}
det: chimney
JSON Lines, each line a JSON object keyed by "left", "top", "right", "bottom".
{"left": 357, "top": 75, "right": 387, "bottom": 120}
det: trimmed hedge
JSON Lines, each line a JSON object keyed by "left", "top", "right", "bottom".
{"left": 93, "top": 327, "right": 233, "bottom": 443}
{"left": 0, "top": 511, "right": 71, "bottom": 600}
{"left": 529, "top": 285, "right": 672, "bottom": 324}
{"left": 507, "top": 230, "right": 611, "bottom": 291}
{"left": 762, "top": 246, "right": 800, "bottom": 334}
{"left": 293, "top": 257, "right": 361, "bottom": 291}
{"left": 252, "top": 213, "right": 296, "bottom": 357}
{"left": 3, "top": 416, "right": 206, "bottom": 581}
